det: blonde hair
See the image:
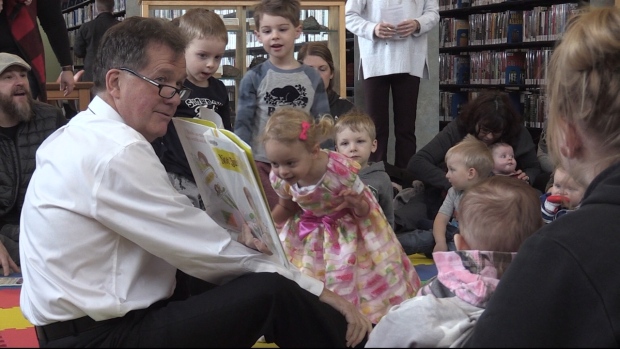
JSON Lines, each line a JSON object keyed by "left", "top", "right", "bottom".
{"left": 547, "top": 6, "right": 620, "bottom": 186}
{"left": 334, "top": 109, "right": 376, "bottom": 141}
{"left": 459, "top": 176, "right": 543, "bottom": 252}
{"left": 260, "top": 107, "right": 335, "bottom": 152}
{"left": 445, "top": 134, "right": 494, "bottom": 179}
{"left": 179, "top": 8, "right": 228, "bottom": 44}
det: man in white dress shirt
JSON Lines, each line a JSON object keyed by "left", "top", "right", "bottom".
{"left": 18, "top": 16, "right": 371, "bottom": 348}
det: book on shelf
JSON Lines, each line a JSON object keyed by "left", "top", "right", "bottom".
{"left": 172, "top": 111, "right": 290, "bottom": 267}
{"left": 506, "top": 10, "right": 523, "bottom": 44}
{"left": 454, "top": 19, "right": 469, "bottom": 47}
{"left": 450, "top": 92, "right": 467, "bottom": 120}
{"left": 504, "top": 51, "right": 526, "bottom": 85}
{"left": 454, "top": 55, "right": 470, "bottom": 85}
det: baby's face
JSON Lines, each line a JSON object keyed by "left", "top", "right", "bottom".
{"left": 492, "top": 144, "right": 516, "bottom": 175}
{"left": 550, "top": 168, "right": 586, "bottom": 208}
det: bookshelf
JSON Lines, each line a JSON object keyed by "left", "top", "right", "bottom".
{"left": 139, "top": 0, "right": 347, "bottom": 119}
{"left": 437, "top": 0, "right": 584, "bottom": 133}
{"left": 61, "top": 0, "right": 127, "bottom": 70}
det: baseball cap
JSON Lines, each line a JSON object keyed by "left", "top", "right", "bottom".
{"left": 0, "top": 53, "right": 31, "bottom": 75}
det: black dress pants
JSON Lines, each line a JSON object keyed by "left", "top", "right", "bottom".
{"left": 39, "top": 272, "right": 359, "bottom": 348}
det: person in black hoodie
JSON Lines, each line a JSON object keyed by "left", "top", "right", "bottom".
{"left": 74, "top": 0, "right": 121, "bottom": 82}
{"left": 464, "top": 6, "right": 620, "bottom": 347}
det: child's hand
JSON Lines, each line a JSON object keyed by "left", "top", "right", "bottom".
{"left": 335, "top": 189, "right": 369, "bottom": 217}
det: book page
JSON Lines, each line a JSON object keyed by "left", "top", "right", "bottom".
{"left": 381, "top": 5, "right": 406, "bottom": 40}
{"left": 198, "top": 106, "right": 224, "bottom": 128}
{"left": 202, "top": 128, "right": 290, "bottom": 267}
{"left": 172, "top": 118, "right": 290, "bottom": 267}
{"left": 173, "top": 118, "right": 245, "bottom": 232}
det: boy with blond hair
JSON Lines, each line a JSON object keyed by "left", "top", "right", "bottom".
{"left": 397, "top": 135, "right": 494, "bottom": 255}
{"left": 335, "top": 110, "right": 394, "bottom": 228}
{"left": 152, "top": 8, "right": 231, "bottom": 210}
{"left": 368, "top": 175, "right": 543, "bottom": 347}
{"left": 234, "top": 0, "right": 330, "bottom": 210}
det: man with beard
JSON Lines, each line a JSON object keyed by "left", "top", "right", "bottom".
{"left": 0, "top": 53, "right": 65, "bottom": 275}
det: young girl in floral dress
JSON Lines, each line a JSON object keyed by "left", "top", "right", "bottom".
{"left": 261, "top": 107, "right": 420, "bottom": 324}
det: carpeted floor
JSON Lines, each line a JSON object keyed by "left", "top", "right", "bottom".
{"left": 0, "top": 255, "right": 436, "bottom": 348}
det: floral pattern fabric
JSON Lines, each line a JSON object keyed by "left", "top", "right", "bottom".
{"left": 270, "top": 151, "right": 420, "bottom": 323}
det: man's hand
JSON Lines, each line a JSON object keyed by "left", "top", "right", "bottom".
{"left": 319, "top": 288, "right": 372, "bottom": 347}
{"left": 237, "top": 223, "right": 272, "bottom": 255}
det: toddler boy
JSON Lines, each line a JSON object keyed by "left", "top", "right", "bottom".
{"left": 397, "top": 135, "right": 494, "bottom": 255}
{"left": 367, "top": 175, "right": 543, "bottom": 347}
{"left": 335, "top": 110, "right": 394, "bottom": 228}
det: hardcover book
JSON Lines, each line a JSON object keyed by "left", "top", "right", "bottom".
{"left": 506, "top": 10, "right": 524, "bottom": 44}
{"left": 505, "top": 51, "right": 526, "bottom": 85}
{"left": 172, "top": 114, "right": 290, "bottom": 267}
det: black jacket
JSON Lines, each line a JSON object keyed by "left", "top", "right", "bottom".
{"left": 0, "top": 102, "right": 65, "bottom": 233}
{"left": 74, "top": 12, "right": 121, "bottom": 81}
{"left": 327, "top": 90, "right": 354, "bottom": 120}
{"left": 465, "top": 161, "right": 620, "bottom": 347}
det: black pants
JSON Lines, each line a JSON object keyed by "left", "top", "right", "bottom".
{"left": 39, "top": 273, "right": 358, "bottom": 348}
{"left": 363, "top": 73, "right": 420, "bottom": 169}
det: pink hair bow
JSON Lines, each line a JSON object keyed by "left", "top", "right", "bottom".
{"left": 299, "top": 121, "right": 310, "bottom": 140}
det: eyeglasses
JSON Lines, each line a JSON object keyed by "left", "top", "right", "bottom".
{"left": 477, "top": 126, "right": 502, "bottom": 137}
{"left": 119, "top": 67, "right": 191, "bottom": 100}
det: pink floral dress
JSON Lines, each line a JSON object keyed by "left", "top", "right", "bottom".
{"left": 270, "top": 151, "right": 421, "bottom": 323}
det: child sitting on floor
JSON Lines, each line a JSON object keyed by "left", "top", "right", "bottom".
{"left": 262, "top": 106, "right": 420, "bottom": 324}
{"left": 540, "top": 165, "right": 586, "bottom": 224}
{"left": 396, "top": 135, "right": 494, "bottom": 256}
{"left": 366, "top": 175, "right": 543, "bottom": 347}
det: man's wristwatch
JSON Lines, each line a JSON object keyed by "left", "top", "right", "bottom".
{"left": 61, "top": 65, "right": 74, "bottom": 72}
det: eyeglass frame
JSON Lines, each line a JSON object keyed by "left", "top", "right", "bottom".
{"left": 476, "top": 124, "right": 503, "bottom": 137}
{"left": 118, "top": 67, "right": 191, "bottom": 100}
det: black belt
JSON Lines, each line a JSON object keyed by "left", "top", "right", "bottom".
{"left": 35, "top": 316, "right": 119, "bottom": 343}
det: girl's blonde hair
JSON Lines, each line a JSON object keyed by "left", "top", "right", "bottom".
{"left": 459, "top": 176, "right": 543, "bottom": 252}
{"left": 547, "top": 6, "right": 620, "bottom": 186}
{"left": 260, "top": 107, "right": 334, "bottom": 152}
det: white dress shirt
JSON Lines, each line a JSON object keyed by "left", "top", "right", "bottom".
{"left": 19, "top": 97, "right": 323, "bottom": 326}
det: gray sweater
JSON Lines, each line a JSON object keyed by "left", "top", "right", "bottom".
{"left": 359, "top": 161, "right": 394, "bottom": 228}
{"left": 234, "top": 60, "right": 330, "bottom": 163}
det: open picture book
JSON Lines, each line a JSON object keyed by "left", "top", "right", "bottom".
{"left": 172, "top": 110, "right": 290, "bottom": 267}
